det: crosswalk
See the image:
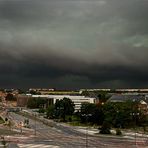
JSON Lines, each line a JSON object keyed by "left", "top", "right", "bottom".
{"left": 18, "top": 143, "right": 60, "bottom": 148}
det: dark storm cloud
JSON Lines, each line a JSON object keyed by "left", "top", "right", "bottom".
{"left": 0, "top": 0, "right": 148, "bottom": 89}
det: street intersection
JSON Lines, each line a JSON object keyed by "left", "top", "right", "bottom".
{"left": 3, "top": 112, "right": 147, "bottom": 148}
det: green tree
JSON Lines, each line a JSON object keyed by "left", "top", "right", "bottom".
{"left": 102, "top": 100, "right": 141, "bottom": 128}
{"left": 27, "top": 98, "right": 47, "bottom": 109}
{"left": 29, "top": 90, "right": 41, "bottom": 95}
{"left": 38, "top": 108, "right": 45, "bottom": 113}
{"left": 18, "top": 89, "right": 25, "bottom": 94}
{"left": 5, "top": 93, "right": 16, "bottom": 101}
{"left": 80, "top": 103, "right": 104, "bottom": 125}
{"left": 46, "top": 105, "right": 55, "bottom": 119}
{"left": 97, "top": 91, "right": 110, "bottom": 104}
{"left": 81, "top": 91, "right": 90, "bottom": 96}
{"left": 54, "top": 97, "right": 75, "bottom": 121}
{"left": 36, "top": 98, "right": 47, "bottom": 108}
{"left": 81, "top": 103, "right": 96, "bottom": 114}
{"left": 27, "top": 98, "right": 37, "bottom": 109}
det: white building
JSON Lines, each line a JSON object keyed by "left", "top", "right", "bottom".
{"left": 31, "top": 95, "right": 95, "bottom": 112}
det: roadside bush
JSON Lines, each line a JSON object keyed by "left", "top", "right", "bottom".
{"left": 5, "top": 93, "right": 17, "bottom": 101}
{"left": 99, "top": 121, "right": 111, "bottom": 134}
{"left": 68, "top": 117, "right": 72, "bottom": 122}
{"left": 0, "top": 116, "right": 4, "bottom": 124}
{"left": 38, "top": 108, "right": 45, "bottom": 113}
{"left": 116, "top": 129, "right": 122, "bottom": 135}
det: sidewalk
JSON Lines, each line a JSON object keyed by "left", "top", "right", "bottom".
{"left": 74, "top": 126, "right": 148, "bottom": 138}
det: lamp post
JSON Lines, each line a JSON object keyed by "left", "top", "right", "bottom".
{"left": 34, "top": 113, "right": 37, "bottom": 136}
{"left": 135, "top": 112, "right": 139, "bottom": 147}
{"left": 82, "top": 114, "right": 92, "bottom": 148}
{"left": 131, "top": 99, "right": 140, "bottom": 147}
{"left": 19, "top": 121, "right": 23, "bottom": 135}
{"left": 34, "top": 98, "right": 37, "bottom": 136}
{"left": 130, "top": 112, "right": 140, "bottom": 147}
{"left": 115, "top": 110, "right": 122, "bottom": 135}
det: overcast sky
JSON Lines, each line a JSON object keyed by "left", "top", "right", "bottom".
{"left": 0, "top": 0, "right": 148, "bottom": 89}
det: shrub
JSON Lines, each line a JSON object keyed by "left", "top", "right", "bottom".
{"left": 99, "top": 121, "right": 111, "bottom": 134}
{"left": 38, "top": 108, "right": 45, "bottom": 113}
{"left": 68, "top": 117, "right": 72, "bottom": 122}
{"left": 116, "top": 129, "right": 122, "bottom": 135}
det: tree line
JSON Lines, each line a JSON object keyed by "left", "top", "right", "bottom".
{"left": 27, "top": 97, "right": 148, "bottom": 134}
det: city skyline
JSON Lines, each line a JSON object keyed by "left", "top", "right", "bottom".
{"left": 0, "top": 0, "right": 148, "bottom": 89}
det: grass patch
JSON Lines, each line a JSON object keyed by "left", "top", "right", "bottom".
{"left": 0, "top": 116, "right": 4, "bottom": 124}
{"left": 69, "top": 121, "right": 93, "bottom": 127}
{"left": 69, "top": 121, "right": 81, "bottom": 126}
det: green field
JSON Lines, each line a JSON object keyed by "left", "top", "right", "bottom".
{"left": 0, "top": 116, "right": 4, "bottom": 124}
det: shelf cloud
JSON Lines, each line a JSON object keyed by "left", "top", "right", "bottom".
{"left": 0, "top": 0, "right": 148, "bottom": 89}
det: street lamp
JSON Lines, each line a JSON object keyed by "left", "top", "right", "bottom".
{"left": 82, "top": 114, "right": 92, "bottom": 148}
{"left": 131, "top": 99, "right": 140, "bottom": 146}
{"left": 34, "top": 113, "right": 37, "bottom": 136}
{"left": 130, "top": 112, "right": 140, "bottom": 146}
{"left": 34, "top": 98, "right": 37, "bottom": 137}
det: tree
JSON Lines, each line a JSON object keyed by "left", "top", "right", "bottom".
{"left": 36, "top": 98, "right": 47, "bottom": 108}
{"left": 54, "top": 97, "right": 75, "bottom": 121}
{"left": 97, "top": 91, "right": 110, "bottom": 104}
{"left": 92, "top": 104, "right": 104, "bottom": 125}
{"left": 27, "top": 98, "right": 47, "bottom": 109}
{"left": 27, "top": 98, "right": 38, "bottom": 109}
{"left": 18, "top": 89, "right": 25, "bottom": 94}
{"left": 29, "top": 90, "right": 41, "bottom": 95}
{"left": 46, "top": 105, "right": 55, "bottom": 119}
{"left": 81, "top": 103, "right": 96, "bottom": 115}
{"left": 80, "top": 103, "right": 104, "bottom": 125}
{"left": 5, "top": 93, "right": 16, "bottom": 101}
{"left": 102, "top": 100, "right": 141, "bottom": 128}
{"left": 38, "top": 108, "right": 45, "bottom": 113}
{"left": 81, "top": 91, "right": 90, "bottom": 97}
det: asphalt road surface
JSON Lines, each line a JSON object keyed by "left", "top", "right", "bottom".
{"left": 8, "top": 112, "right": 148, "bottom": 148}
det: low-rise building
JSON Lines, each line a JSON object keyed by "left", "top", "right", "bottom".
{"left": 108, "top": 94, "right": 145, "bottom": 102}
{"left": 108, "top": 94, "right": 148, "bottom": 114}
{"left": 17, "top": 94, "right": 95, "bottom": 112}
{"left": 32, "top": 95, "right": 95, "bottom": 112}
{"left": 17, "top": 94, "right": 31, "bottom": 107}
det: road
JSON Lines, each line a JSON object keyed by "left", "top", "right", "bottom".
{"left": 8, "top": 112, "right": 148, "bottom": 148}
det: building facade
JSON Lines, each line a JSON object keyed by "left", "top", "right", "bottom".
{"left": 17, "top": 94, "right": 95, "bottom": 112}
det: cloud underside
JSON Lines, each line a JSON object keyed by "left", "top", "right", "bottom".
{"left": 0, "top": 0, "right": 148, "bottom": 89}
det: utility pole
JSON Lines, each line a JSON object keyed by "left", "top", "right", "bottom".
{"left": 35, "top": 98, "right": 37, "bottom": 137}
{"left": 35, "top": 113, "right": 36, "bottom": 136}
{"left": 82, "top": 114, "right": 92, "bottom": 148}
{"left": 86, "top": 123, "right": 88, "bottom": 148}
{"left": 132, "top": 99, "right": 140, "bottom": 147}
